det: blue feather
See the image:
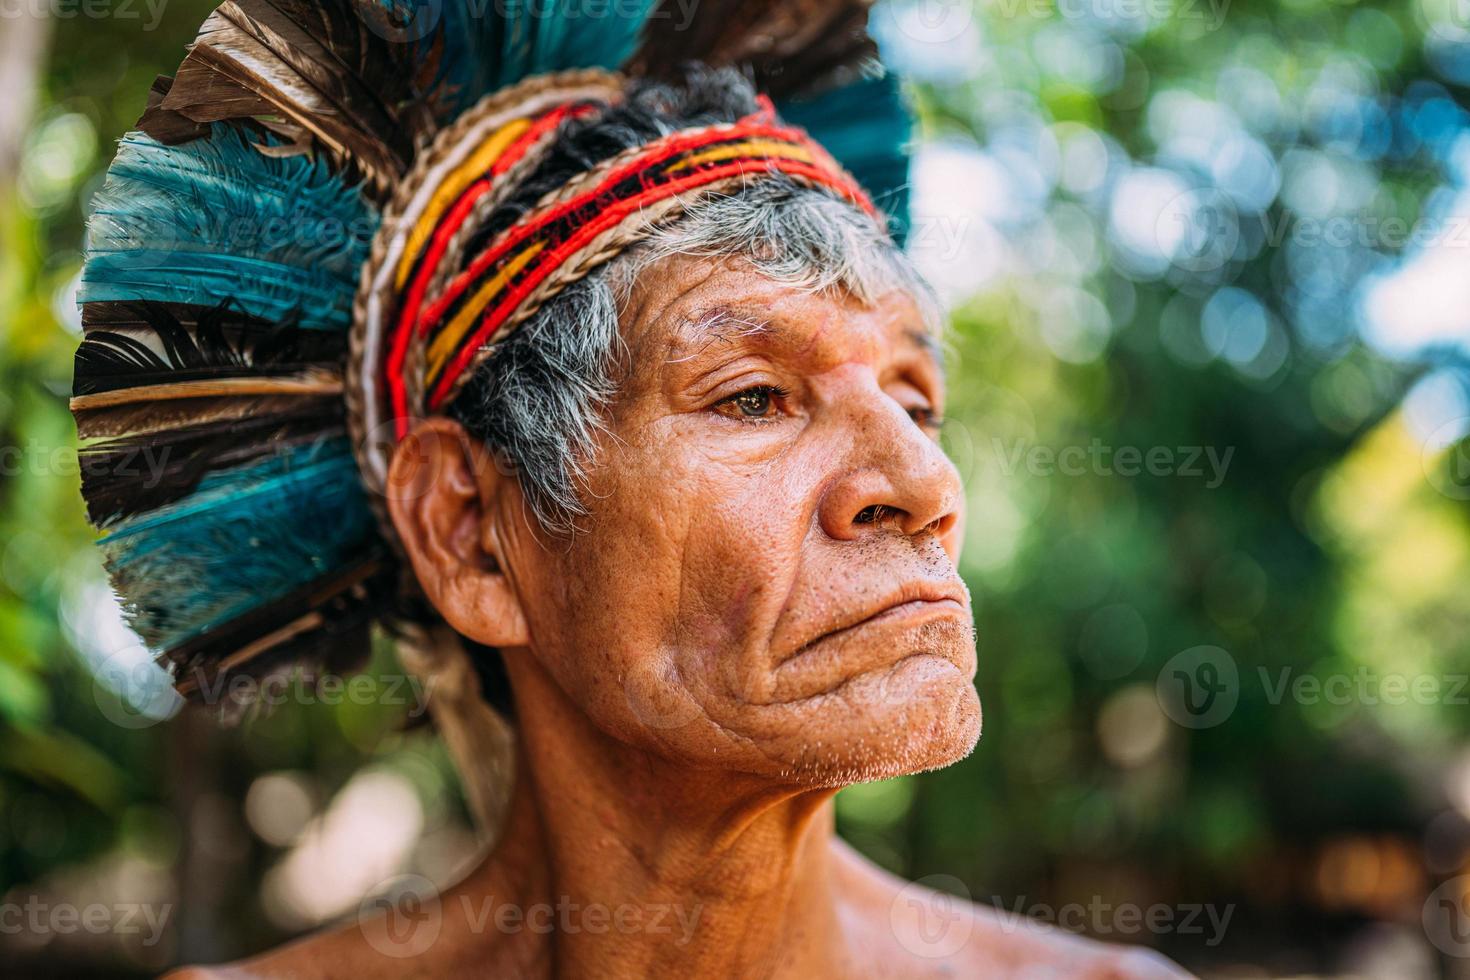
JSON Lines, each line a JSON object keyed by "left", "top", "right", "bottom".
{"left": 537, "top": 0, "right": 658, "bottom": 81}
{"left": 778, "top": 74, "right": 913, "bottom": 242}
{"left": 80, "top": 126, "right": 378, "bottom": 330}
{"left": 100, "top": 439, "right": 377, "bottom": 651}
{"left": 397, "top": 0, "right": 657, "bottom": 105}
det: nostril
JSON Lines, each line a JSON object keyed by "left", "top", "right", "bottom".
{"left": 854, "top": 506, "right": 952, "bottom": 537}
{"left": 855, "top": 504, "right": 900, "bottom": 526}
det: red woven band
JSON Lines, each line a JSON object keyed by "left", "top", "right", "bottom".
{"left": 384, "top": 102, "right": 877, "bottom": 430}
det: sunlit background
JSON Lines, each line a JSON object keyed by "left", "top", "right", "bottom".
{"left": 2, "top": 0, "right": 1470, "bottom": 975}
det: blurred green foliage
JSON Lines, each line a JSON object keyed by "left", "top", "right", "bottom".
{"left": 2, "top": 0, "right": 1470, "bottom": 976}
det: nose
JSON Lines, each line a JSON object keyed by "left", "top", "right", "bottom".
{"left": 817, "top": 389, "right": 962, "bottom": 543}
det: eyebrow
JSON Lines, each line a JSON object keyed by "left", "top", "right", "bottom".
{"left": 904, "top": 327, "right": 944, "bottom": 368}
{"left": 699, "top": 306, "right": 778, "bottom": 339}
{"left": 668, "top": 304, "right": 945, "bottom": 375}
{"left": 666, "top": 306, "right": 776, "bottom": 362}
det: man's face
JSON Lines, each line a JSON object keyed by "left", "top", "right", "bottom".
{"left": 501, "top": 253, "right": 981, "bottom": 786}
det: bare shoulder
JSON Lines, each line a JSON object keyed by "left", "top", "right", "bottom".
{"left": 830, "top": 838, "right": 1197, "bottom": 979}
{"left": 158, "top": 917, "right": 381, "bottom": 980}
{"left": 157, "top": 873, "right": 545, "bottom": 980}
{"left": 161, "top": 965, "right": 270, "bottom": 980}
{"left": 157, "top": 902, "right": 474, "bottom": 980}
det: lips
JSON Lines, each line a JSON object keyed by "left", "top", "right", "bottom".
{"left": 778, "top": 581, "right": 972, "bottom": 668}
{"left": 757, "top": 580, "right": 975, "bottom": 706}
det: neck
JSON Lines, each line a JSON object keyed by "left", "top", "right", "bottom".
{"left": 463, "top": 651, "right": 848, "bottom": 979}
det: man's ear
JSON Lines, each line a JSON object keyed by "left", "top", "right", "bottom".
{"left": 385, "top": 417, "right": 530, "bottom": 648}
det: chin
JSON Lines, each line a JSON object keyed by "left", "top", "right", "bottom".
{"left": 776, "top": 653, "right": 983, "bottom": 788}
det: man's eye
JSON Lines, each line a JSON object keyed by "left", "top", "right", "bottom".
{"left": 909, "top": 405, "right": 942, "bottom": 430}
{"left": 718, "top": 385, "right": 786, "bottom": 420}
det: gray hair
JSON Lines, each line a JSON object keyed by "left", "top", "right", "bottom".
{"left": 447, "top": 180, "right": 937, "bottom": 534}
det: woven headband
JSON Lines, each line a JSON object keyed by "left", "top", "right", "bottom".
{"left": 351, "top": 75, "right": 878, "bottom": 495}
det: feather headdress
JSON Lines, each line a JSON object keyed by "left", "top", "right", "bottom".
{"left": 75, "top": 0, "right": 912, "bottom": 713}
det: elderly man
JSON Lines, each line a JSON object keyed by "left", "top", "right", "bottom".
{"left": 164, "top": 73, "right": 1184, "bottom": 980}
{"left": 74, "top": 1, "right": 1192, "bottom": 975}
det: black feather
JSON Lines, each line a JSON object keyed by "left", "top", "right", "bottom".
{"left": 161, "top": 557, "right": 392, "bottom": 717}
{"left": 141, "top": 0, "right": 443, "bottom": 199}
{"left": 74, "top": 302, "right": 345, "bottom": 396}
{"left": 80, "top": 403, "right": 346, "bottom": 525}
{"left": 632, "top": 0, "right": 878, "bottom": 99}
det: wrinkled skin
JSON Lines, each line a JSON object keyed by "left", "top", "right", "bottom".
{"left": 479, "top": 253, "right": 983, "bottom": 786}
{"left": 169, "top": 256, "right": 1192, "bottom": 979}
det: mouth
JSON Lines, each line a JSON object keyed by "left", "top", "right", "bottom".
{"left": 759, "top": 582, "right": 976, "bottom": 705}
{"left": 813, "top": 597, "right": 968, "bottom": 652}
{"left": 779, "top": 582, "right": 972, "bottom": 668}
